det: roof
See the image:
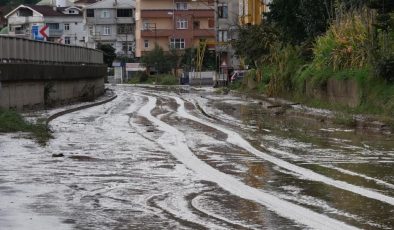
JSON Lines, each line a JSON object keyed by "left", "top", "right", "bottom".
{"left": 36, "top": 0, "right": 73, "bottom": 6}
{"left": 85, "top": 0, "right": 135, "bottom": 9}
{"left": 74, "top": 0, "right": 99, "bottom": 5}
{"left": 5, "top": 5, "right": 82, "bottom": 18}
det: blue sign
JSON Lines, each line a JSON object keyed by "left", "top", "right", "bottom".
{"left": 32, "top": 25, "right": 44, "bottom": 41}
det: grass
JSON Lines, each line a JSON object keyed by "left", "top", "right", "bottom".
{"left": 333, "top": 113, "right": 357, "bottom": 127}
{"left": 0, "top": 109, "right": 52, "bottom": 145}
{"left": 128, "top": 73, "right": 179, "bottom": 85}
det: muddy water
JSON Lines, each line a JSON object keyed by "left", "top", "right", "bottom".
{"left": 0, "top": 85, "right": 393, "bottom": 229}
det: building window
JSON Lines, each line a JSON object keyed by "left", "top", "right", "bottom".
{"left": 170, "top": 38, "right": 185, "bottom": 49}
{"left": 86, "top": 9, "right": 94, "bottom": 17}
{"left": 218, "top": 3, "right": 228, "bottom": 18}
{"left": 117, "top": 24, "right": 133, "bottom": 34}
{"left": 217, "top": 30, "right": 228, "bottom": 42}
{"left": 117, "top": 9, "right": 133, "bottom": 17}
{"left": 176, "top": 19, "right": 188, "bottom": 29}
{"left": 101, "top": 10, "right": 110, "bottom": 18}
{"left": 144, "top": 40, "right": 149, "bottom": 48}
{"left": 175, "top": 2, "right": 187, "bottom": 10}
{"left": 193, "top": 21, "right": 200, "bottom": 29}
{"left": 47, "top": 23, "right": 59, "bottom": 30}
{"left": 65, "top": 36, "right": 70, "bottom": 44}
{"left": 103, "top": 26, "right": 111, "bottom": 35}
{"left": 208, "top": 18, "right": 214, "bottom": 28}
{"left": 64, "top": 23, "right": 70, "bottom": 31}
{"left": 122, "top": 42, "right": 132, "bottom": 53}
{"left": 89, "top": 26, "right": 94, "bottom": 35}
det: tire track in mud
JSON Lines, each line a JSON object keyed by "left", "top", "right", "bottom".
{"left": 166, "top": 95, "right": 394, "bottom": 207}
{"left": 136, "top": 93, "right": 358, "bottom": 230}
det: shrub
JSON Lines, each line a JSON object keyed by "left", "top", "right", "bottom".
{"left": 158, "top": 74, "right": 178, "bottom": 85}
{"left": 374, "top": 55, "right": 394, "bottom": 82}
{"left": 313, "top": 9, "right": 371, "bottom": 71}
{"left": 267, "top": 44, "right": 304, "bottom": 96}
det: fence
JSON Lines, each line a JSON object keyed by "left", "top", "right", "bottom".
{"left": 0, "top": 36, "right": 103, "bottom": 65}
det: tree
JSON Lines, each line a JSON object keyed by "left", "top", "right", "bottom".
{"left": 266, "top": 0, "right": 333, "bottom": 45}
{"left": 232, "top": 24, "right": 278, "bottom": 67}
{"left": 97, "top": 43, "right": 116, "bottom": 67}
{"left": 140, "top": 45, "right": 171, "bottom": 74}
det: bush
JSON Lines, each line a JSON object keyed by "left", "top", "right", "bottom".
{"left": 158, "top": 74, "right": 178, "bottom": 85}
{"left": 375, "top": 55, "right": 394, "bottom": 82}
{"left": 267, "top": 44, "right": 304, "bottom": 96}
{"left": 313, "top": 9, "right": 371, "bottom": 71}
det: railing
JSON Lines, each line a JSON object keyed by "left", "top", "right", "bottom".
{"left": 48, "top": 29, "right": 64, "bottom": 37}
{"left": 0, "top": 36, "right": 103, "bottom": 65}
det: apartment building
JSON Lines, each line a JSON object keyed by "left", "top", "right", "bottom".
{"left": 216, "top": 0, "right": 239, "bottom": 69}
{"left": 5, "top": 4, "right": 86, "bottom": 46}
{"left": 135, "top": 0, "right": 216, "bottom": 58}
{"left": 84, "top": 0, "right": 136, "bottom": 57}
{"left": 239, "top": 0, "right": 270, "bottom": 25}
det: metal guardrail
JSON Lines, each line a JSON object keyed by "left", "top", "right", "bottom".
{"left": 0, "top": 36, "right": 103, "bottom": 65}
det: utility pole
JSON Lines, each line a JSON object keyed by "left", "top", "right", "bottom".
{"left": 215, "top": 0, "right": 220, "bottom": 86}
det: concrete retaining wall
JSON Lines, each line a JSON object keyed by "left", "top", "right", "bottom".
{"left": 0, "top": 63, "right": 106, "bottom": 110}
{"left": 306, "top": 78, "right": 360, "bottom": 108}
{"left": 189, "top": 71, "right": 215, "bottom": 86}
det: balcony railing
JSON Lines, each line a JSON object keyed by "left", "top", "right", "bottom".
{"left": 48, "top": 29, "right": 63, "bottom": 37}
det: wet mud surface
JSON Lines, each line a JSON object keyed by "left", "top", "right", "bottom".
{"left": 0, "top": 85, "right": 393, "bottom": 229}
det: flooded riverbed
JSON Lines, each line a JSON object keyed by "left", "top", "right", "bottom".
{"left": 0, "top": 85, "right": 393, "bottom": 229}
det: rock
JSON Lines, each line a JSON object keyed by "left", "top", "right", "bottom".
{"left": 52, "top": 153, "right": 64, "bottom": 158}
{"left": 68, "top": 155, "right": 96, "bottom": 161}
{"left": 147, "top": 129, "right": 154, "bottom": 132}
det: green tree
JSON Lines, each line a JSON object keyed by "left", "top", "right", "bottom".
{"left": 97, "top": 43, "right": 116, "bottom": 67}
{"left": 232, "top": 24, "right": 278, "bottom": 67}
{"left": 266, "top": 0, "right": 333, "bottom": 45}
{"left": 140, "top": 45, "right": 171, "bottom": 74}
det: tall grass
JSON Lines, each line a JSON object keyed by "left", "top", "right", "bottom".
{"left": 0, "top": 110, "right": 52, "bottom": 145}
{"left": 267, "top": 44, "right": 304, "bottom": 96}
{"left": 313, "top": 8, "right": 372, "bottom": 71}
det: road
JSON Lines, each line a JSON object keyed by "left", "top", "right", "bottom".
{"left": 0, "top": 85, "right": 393, "bottom": 229}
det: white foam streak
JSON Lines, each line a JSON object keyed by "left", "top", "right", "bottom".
{"left": 322, "top": 165, "right": 394, "bottom": 190}
{"left": 138, "top": 94, "right": 358, "bottom": 230}
{"left": 171, "top": 96, "right": 394, "bottom": 206}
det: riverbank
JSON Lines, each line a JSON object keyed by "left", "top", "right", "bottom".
{"left": 0, "top": 88, "right": 117, "bottom": 145}
{"left": 218, "top": 83, "right": 394, "bottom": 134}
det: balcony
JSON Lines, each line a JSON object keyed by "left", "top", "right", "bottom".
{"left": 141, "top": 10, "right": 173, "bottom": 18}
{"left": 48, "top": 29, "right": 63, "bottom": 37}
{"left": 193, "top": 29, "right": 215, "bottom": 37}
{"left": 115, "top": 17, "right": 135, "bottom": 24}
{"left": 141, "top": 9, "right": 214, "bottom": 18}
{"left": 141, "top": 29, "right": 173, "bottom": 37}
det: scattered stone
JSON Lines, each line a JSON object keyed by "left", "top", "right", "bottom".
{"left": 68, "top": 155, "right": 96, "bottom": 161}
{"left": 52, "top": 153, "right": 64, "bottom": 158}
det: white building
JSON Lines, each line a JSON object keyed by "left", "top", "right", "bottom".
{"left": 5, "top": 4, "right": 87, "bottom": 47}
{"left": 84, "top": 0, "right": 136, "bottom": 57}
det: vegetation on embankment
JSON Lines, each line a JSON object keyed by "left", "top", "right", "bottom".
{"left": 0, "top": 109, "right": 52, "bottom": 145}
{"left": 127, "top": 72, "right": 179, "bottom": 85}
{"left": 231, "top": 0, "right": 394, "bottom": 119}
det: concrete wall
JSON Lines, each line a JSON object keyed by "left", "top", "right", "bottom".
{"left": 0, "top": 63, "right": 106, "bottom": 110}
{"left": 189, "top": 71, "right": 214, "bottom": 86}
{"left": 306, "top": 78, "right": 360, "bottom": 108}
{"left": 327, "top": 78, "right": 360, "bottom": 107}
